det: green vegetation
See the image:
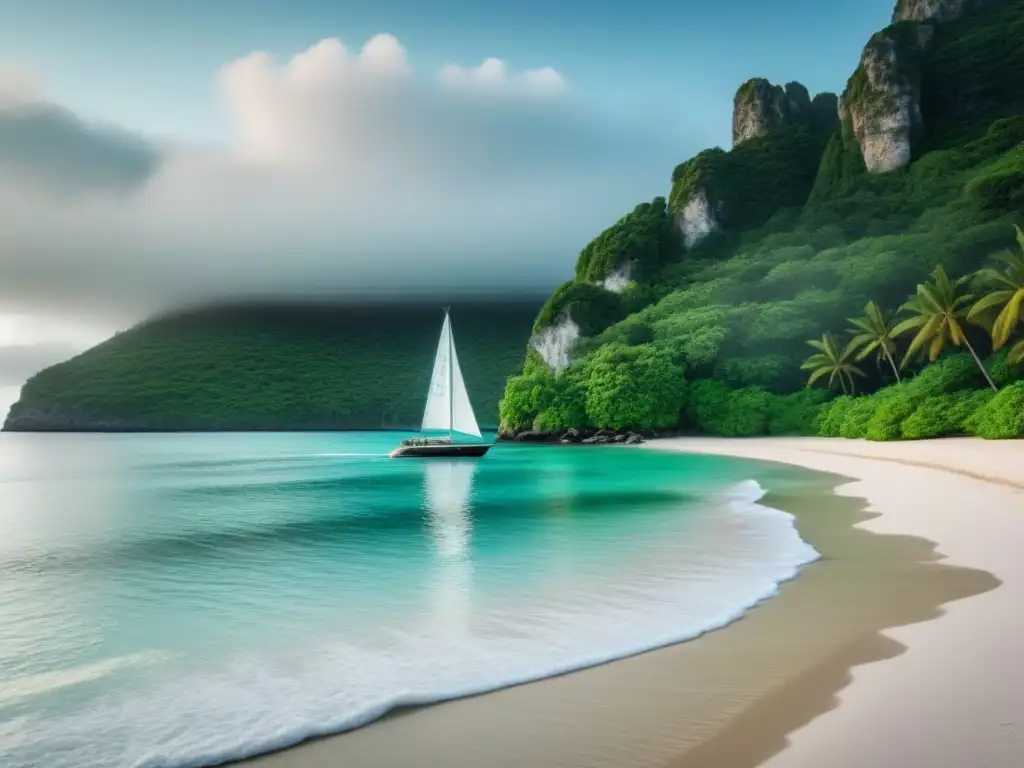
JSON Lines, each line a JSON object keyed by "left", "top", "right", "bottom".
{"left": 800, "top": 333, "right": 865, "bottom": 395}
{"left": 574, "top": 197, "right": 680, "bottom": 285}
{"left": 968, "top": 225, "right": 1024, "bottom": 364}
{"left": 847, "top": 301, "right": 901, "bottom": 382}
{"left": 892, "top": 266, "right": 998, "bottom": 389}
{"left": 5, "top": 302, "right": 539, "bottom": 431}
{"left": 668, "top": 120, "right": 834, "bottom": 236}
{"left": 501, "top": 0, "right": 1024, "bottom": 441}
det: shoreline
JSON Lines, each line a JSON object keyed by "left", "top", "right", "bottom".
{"left": 238, "top": 437, "right": 1020, "bottom": 768}
{"left": 652, "top": 437, "right": 1024, "bottom": 768}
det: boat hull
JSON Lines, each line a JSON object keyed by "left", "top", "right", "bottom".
{"left": 389, "top": 443, "right": 492, "bottom": 459}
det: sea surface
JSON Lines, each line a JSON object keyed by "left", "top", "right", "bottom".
{"left": 0, "top": 432, "right": 819, "bottom": 768}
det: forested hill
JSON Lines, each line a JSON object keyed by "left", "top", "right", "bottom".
{"left": 500, "top": 0, "right": 1024, "bottom": 441}
{"left": 4, "top": 302, "right": 540, "bottom": 431}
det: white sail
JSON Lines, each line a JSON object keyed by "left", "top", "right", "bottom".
{"left": 421, "top": 314, "right": 452, "bottom": 432}
{"left": 420, "top": 312, "right": 482, "bottom": 439}
{"left": 449, "top": 329, "right": 482, "bottom": 439}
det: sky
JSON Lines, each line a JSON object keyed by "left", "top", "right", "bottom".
{"left": 0, "top": 0, "right": 896, "bottom": 412}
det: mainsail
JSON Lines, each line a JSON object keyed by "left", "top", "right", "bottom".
{"left": 420, "top": 312, "right": 482, "bottom": 439}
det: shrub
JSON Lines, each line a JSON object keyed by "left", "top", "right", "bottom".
{"left": 986, "top": 349, "right": 1024, "bottom": 388}
{"left": 768, "top": 389, "right": 830, "bottom": 435}
{"left": 685, "top": 380, "right": 773, "bottom": 437}
{"left": 970, "top": 382, "right": 1024, "bottom": 438}
{"left": 865, "top": 389, "right": 920, "bottom": 441}
{"left": 816, "top": 395, "right": 856, "bottom": 437}
{"left": 901, "top": 393, "right": 965, "bottom": 439}
{"left": 838, "top": 395, "right": 880, "bottom": 439}
{"left": 954, "top": 391, "right": 995, "bottom": 434}
{"left": 905, "top": 353, "right": 984, "bottom": 396}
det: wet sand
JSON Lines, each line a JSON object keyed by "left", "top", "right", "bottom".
{"left": 240, "top": 437, "right": 1020, "bottom": 768}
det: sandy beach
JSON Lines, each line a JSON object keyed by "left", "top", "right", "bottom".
{"left": 241, "top": 437, "right": 1023, "bottom": 768}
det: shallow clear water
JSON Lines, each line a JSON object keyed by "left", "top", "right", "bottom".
{"left": 0, "top": 432, "right": 818, "bottom": 768}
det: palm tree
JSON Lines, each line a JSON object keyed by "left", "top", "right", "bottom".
{"left": 893, "top": 265, "right": 998, "bottom": 391}
{"left": 968, "top": 224, "right": 1024, "bottom": 365}
{"left": 847, "top": 300, "right": 901, "bottom": 382}
{"left": 801, "top": 332, "right": 866, "bottom": 395}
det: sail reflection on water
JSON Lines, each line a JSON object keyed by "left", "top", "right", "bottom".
{"left": 422, "top": 460, "right": 478, "bottom": 634}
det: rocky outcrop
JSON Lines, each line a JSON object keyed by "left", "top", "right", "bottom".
{"left": 666, "top": 78, "right": 837, "bottom": 250}
{"left": 840, "top": 23, "right": 934, "bottom": 173}
{"left": 892, "top": 0, "right": 981, "bottom": 22}
{"left": 842, "top": 0, "right": 992, "bottom": 173}
{"left": 732, "top": 80, "right": 839, "bottom": 147}
{"left": 497, "top": 426, "right": 648, "bottom": 445}
{"left": 733, "top": 80, "right": 805, "bottom": 146}
{"left": 670, "top": 79, "right": 836, "bottom": 249}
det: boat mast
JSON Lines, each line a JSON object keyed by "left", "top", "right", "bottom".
{"left": 446, "top": 307, "right": 453, "bottom": 442}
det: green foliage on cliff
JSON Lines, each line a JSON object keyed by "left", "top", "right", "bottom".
{"left": 6, "top": 302, "right": 539, "bottom": 431}
{"left": 533, "top": 281, "right": 626, "bottom": 337}
{"left": 503, "top": 0, "right": 1024, "bottom": 440}
{"left": 574, "top": 197, "right": 680, "bottom": 284}
{"left": 668, "top": 122, "right": 833, "bottom": 235}
{"left": 919, "top": 0, "right": 1024, "bottom": 149}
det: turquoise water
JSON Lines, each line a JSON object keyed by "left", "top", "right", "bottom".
{"left": 0, "top": 432, "right": 818, "bottom": 768}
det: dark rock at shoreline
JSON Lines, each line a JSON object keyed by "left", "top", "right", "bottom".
{"left": 498, "top": 426, "right": 647, "bottom": 445}
{"left": 514, "top": 430, "right": 555, "bottom": 443}
{"left": 560, "top": 427, "right": 583, "bottom": 443}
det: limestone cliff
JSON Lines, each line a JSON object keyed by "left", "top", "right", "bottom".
{"left": 733, "top": 80, "right": 807, "bottom": 146}
{"left": 842, "top": 0, "right": 994, "bottom": 173}
{"left": 732, "top": 80, "right": 837, "bottom": 147}
{"left": 669, "top": 79, "right": 836, "bottom": 249}
{"left": 892, "top": 0, "right": 980, "bottom": 22}
{"left": 839, "top": 23, "right": 933, "bottom": 173}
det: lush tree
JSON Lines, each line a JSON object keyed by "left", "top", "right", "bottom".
{"left": 847, "top": 300, "right": 901, "bottom": 382}
{"left": 499, "top": 369, "right": 588, "bottom": 432}
{"left": 968, "top": 225, "right": 1024, "bottom": 365}
{"left": 893, "top": 266, "right": 998, "bottom": 391}
{"left": 583, "top": 344, "right": 686, "bottom": 430}
{"left": 498, "top": 374, "right": 550, "bottom": 431}
{"left": 801, "top": 332, "right": 866, "bottom": 394}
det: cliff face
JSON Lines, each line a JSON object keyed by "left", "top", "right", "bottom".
{"left": 843, "top": 0, "right": 994, "bottom": 173}
{"left": 732, "top": 80, "right": 839, "bottom": 148}
{"left": 733, "top": 80, "right": 809, "bottom": 146}
{"left": 892, "top": 0, "right": 979, "bottom": 22}
{"left": 839, "top": 23, "right": 933, "bottom": 173}
{"left": 669, "top": 79, "right": 837, "bottom": 249}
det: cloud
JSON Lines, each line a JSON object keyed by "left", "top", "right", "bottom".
{"left": 0, "top": 67, "right": 160, "bottom": 196}
{"left": 438, "top": 57, "right": 566, "bottom": 95}
{"left": 0, "top": 34, "right": 682, "bottom": 318}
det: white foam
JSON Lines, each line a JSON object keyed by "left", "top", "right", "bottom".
{"left": 2, "top": 480, "right": 819, "bottom": 768}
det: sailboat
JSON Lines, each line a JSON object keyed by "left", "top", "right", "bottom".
{"left": 389, "top": 309, "right": 492, "bottom": 459}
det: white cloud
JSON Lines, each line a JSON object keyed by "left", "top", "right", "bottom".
{"left": 0, "top": 34, "right": 679, "bottom": 321}
{"left": 438, "top": 57, "right": 566, "bottom": 96}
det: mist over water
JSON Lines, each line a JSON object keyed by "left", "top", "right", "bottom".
{"left": 0, "top": 432, "right": 818, "bottom": 768}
